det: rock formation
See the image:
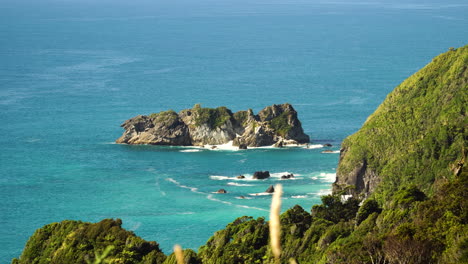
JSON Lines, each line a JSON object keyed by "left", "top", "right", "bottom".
{"left": 252, "top": 171, "right": 270, "bottom": 180}
{"left": 265, "top": 185, "right": 275, "bottom": 193}
{"left": 116, "top": 103, "right": 310, "bottom": 147}
{"left": 281, "top": 173, "right": 294, "bottom": 179}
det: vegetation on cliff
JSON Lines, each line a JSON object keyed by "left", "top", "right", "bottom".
{"left": 335, "top": 45, "right": 467, "bottom": 198}
{"left": 12, "top": 219, "right": 166, "bottom": 264}
{"left": 191, "top": 104, "right": 233, "bottom": 129}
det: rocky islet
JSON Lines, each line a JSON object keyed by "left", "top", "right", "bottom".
{"left": 116, "top": 103, "right": 310, "bottom": 148}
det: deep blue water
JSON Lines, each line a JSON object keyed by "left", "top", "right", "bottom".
{"left": 1, "top": 0, "right": 467, "bottom": 262}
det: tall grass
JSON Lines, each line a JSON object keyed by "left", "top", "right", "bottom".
{"left": 269, "top": 184, "right": 283, "bottom": 262}
{"left": 174, "top": 244, "right": 184, "bottom": 264}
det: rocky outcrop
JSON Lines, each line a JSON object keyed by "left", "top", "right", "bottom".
{"left": 116, "top": 103, "right": 310, "bottom": 147}
{"left": 115, "top": 111, "right": 191, "bottom": 145}
{"left": 252, "top": 171, "right": 270, "bottom": 180}
{"left": 265, "top": 185, "right": 275, "bottom": 193}
{"left": 281, "top": 173, "right": 294, "bottom": 179}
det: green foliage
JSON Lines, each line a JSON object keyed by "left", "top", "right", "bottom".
{"left": 392, "top": 185, "right": 427, "bottom": 208}
{"left": 162, "top": 249, "right": 200, "bottom": 264}
{"left": 14, "top": 219, "right": 166, "bottom": 264}
{"left": 338, "top": 45, "right": 468, "bottom": 198}
{"left": 269, "top": 112, "right": 292, "bottom": 137}
{"left": 192, "top": 105, "right": 233, "bottom": 129}
{"left": 311, "top": 195, "right": 360, "bottom": 223}
{"left": 356, "top": 199, "right": 381, "bottom": 225}
{"left": 232, "top": 110, "right": 252, "bottom": 126}
{"left": 197, "top": 216, "right": 269, "bottom": 264}
{"left": 149, "top": 110, "right": 179, "bottom": 125}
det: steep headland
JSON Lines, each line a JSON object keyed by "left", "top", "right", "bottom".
{"left": 116, "top": 103, "right": 310, "bottom": 148}
{"left": 334, "top": 45, "right": 467, "bottom": 198}
{"left": 13, "top": 46, "right": 468, "bottom": 263}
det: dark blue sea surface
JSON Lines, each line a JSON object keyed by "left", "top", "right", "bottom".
{"left": 1, "top": 0, "right": 467, "bottom": 261}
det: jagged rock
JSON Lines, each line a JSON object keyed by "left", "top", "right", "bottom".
{"left": 323, "top": 143, "right": 332, "bottom": 147}
{"left": 236, "top": 175, "right": 245, "bottom": 179}
{"left": 216, "top": 189, "right": 227, "bottom": 194}
{"left": 116, "top": 103, "right": 310, "bottom": 147}
{"left": 253, "top": 171, "right": 270, "bottom": 180}
{"left": 265, "top": 185, "right": 275, "bottom": 193}
{"left": 116, "top": 112, "right": 191, "bottom": 145}
{"left": 281, "top": 173, "right": 294, "bottom": 179}
{"left": 238, "top": 144, "right": 248, "bottom": 150}
{"left": 274, "top": 140, "right": 284, "bottom": 148}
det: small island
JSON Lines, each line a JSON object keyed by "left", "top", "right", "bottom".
{"left": 116, "top": 103, "right": 310, "bottom": 148}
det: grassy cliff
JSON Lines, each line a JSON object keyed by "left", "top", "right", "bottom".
{"left": 335, "top": 45, "right": 467, "bottom": 199}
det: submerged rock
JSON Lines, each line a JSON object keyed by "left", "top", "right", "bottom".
{"left": 236, "top": 175, "right": 245, "bottom": 179}
{"left": 253, "top": 171, "right": 270, "bottom": 180}
{"left": 116, "top": 103, "right": 310, "bottom": 147}
{"left": 216, "top": 189, "right": 227, "bottom": 194}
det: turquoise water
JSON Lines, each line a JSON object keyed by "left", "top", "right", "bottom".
{"left": 1, "top": 0, "right": 468, "bottom": 261}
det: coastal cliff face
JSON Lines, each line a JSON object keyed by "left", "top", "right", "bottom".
{"left": 116, "top": 103, "right": 310, "bottom": 147}
{"left": 334, "top": 46, "right": 468, "bottom": 198}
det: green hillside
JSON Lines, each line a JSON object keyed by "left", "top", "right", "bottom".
{"left": 335, "top": 46, "right": 467, "bottom": 199}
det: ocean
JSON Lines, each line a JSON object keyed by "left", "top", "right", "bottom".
{"left": 1, "top": 0, "right": 467, "bottom": 261}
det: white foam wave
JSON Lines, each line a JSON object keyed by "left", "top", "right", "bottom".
{"left": 235, "top": 204, "right": 268, "bottom": 211}
{"left": 292, "top": 195, "right": 307, "bottom": 199}
{"left": 210, "top": 175, "right": 256, "bottom": 181}
{"left": 210, "top": 175, "right": 232, "bottom": 180}
{"left": 248, "top": 192, "right": 273, "bottom": 196}
{"left": 207, "top": 195, "right": 267, "bottom": 211}
{"left": 178, "top": 212, "right": 195, "bottom": 215}
{"left": 179, "top": 149, "right": 201, "bottom": 153}
{"left": 207, "top": 194, "right": 234, "bottom": 205}
{"left": 235, "top": 196, "right": 253, "bottom": 200}
{"left": 322, "top": 150, "right": 340, "bottom": 154}
{"left": 302, "top": 144, "right": 324, "bottom": 149}
{"left": 166, "top": 178, "right": 202, "bottom": 194}
{"left": 227, "top": 182, "right": 254, "bottom": 187}
{"left": 203, "top": 141, "right": 239, "bottom": 151}
{"left": 319, "top": 173, "right": 336, "bottom": 183}
{"left": 310, "top": 189, "right": 332, "bottom": 196}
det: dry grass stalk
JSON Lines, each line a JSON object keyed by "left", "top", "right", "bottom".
{"left": 289, "top": 258, "right": 298, "bottom": 264}
{"left": 173, "top": 244, "right": 184, "bottom": 264}
{"left": 269, "top": 184, "right": 283, "bottom": 261}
